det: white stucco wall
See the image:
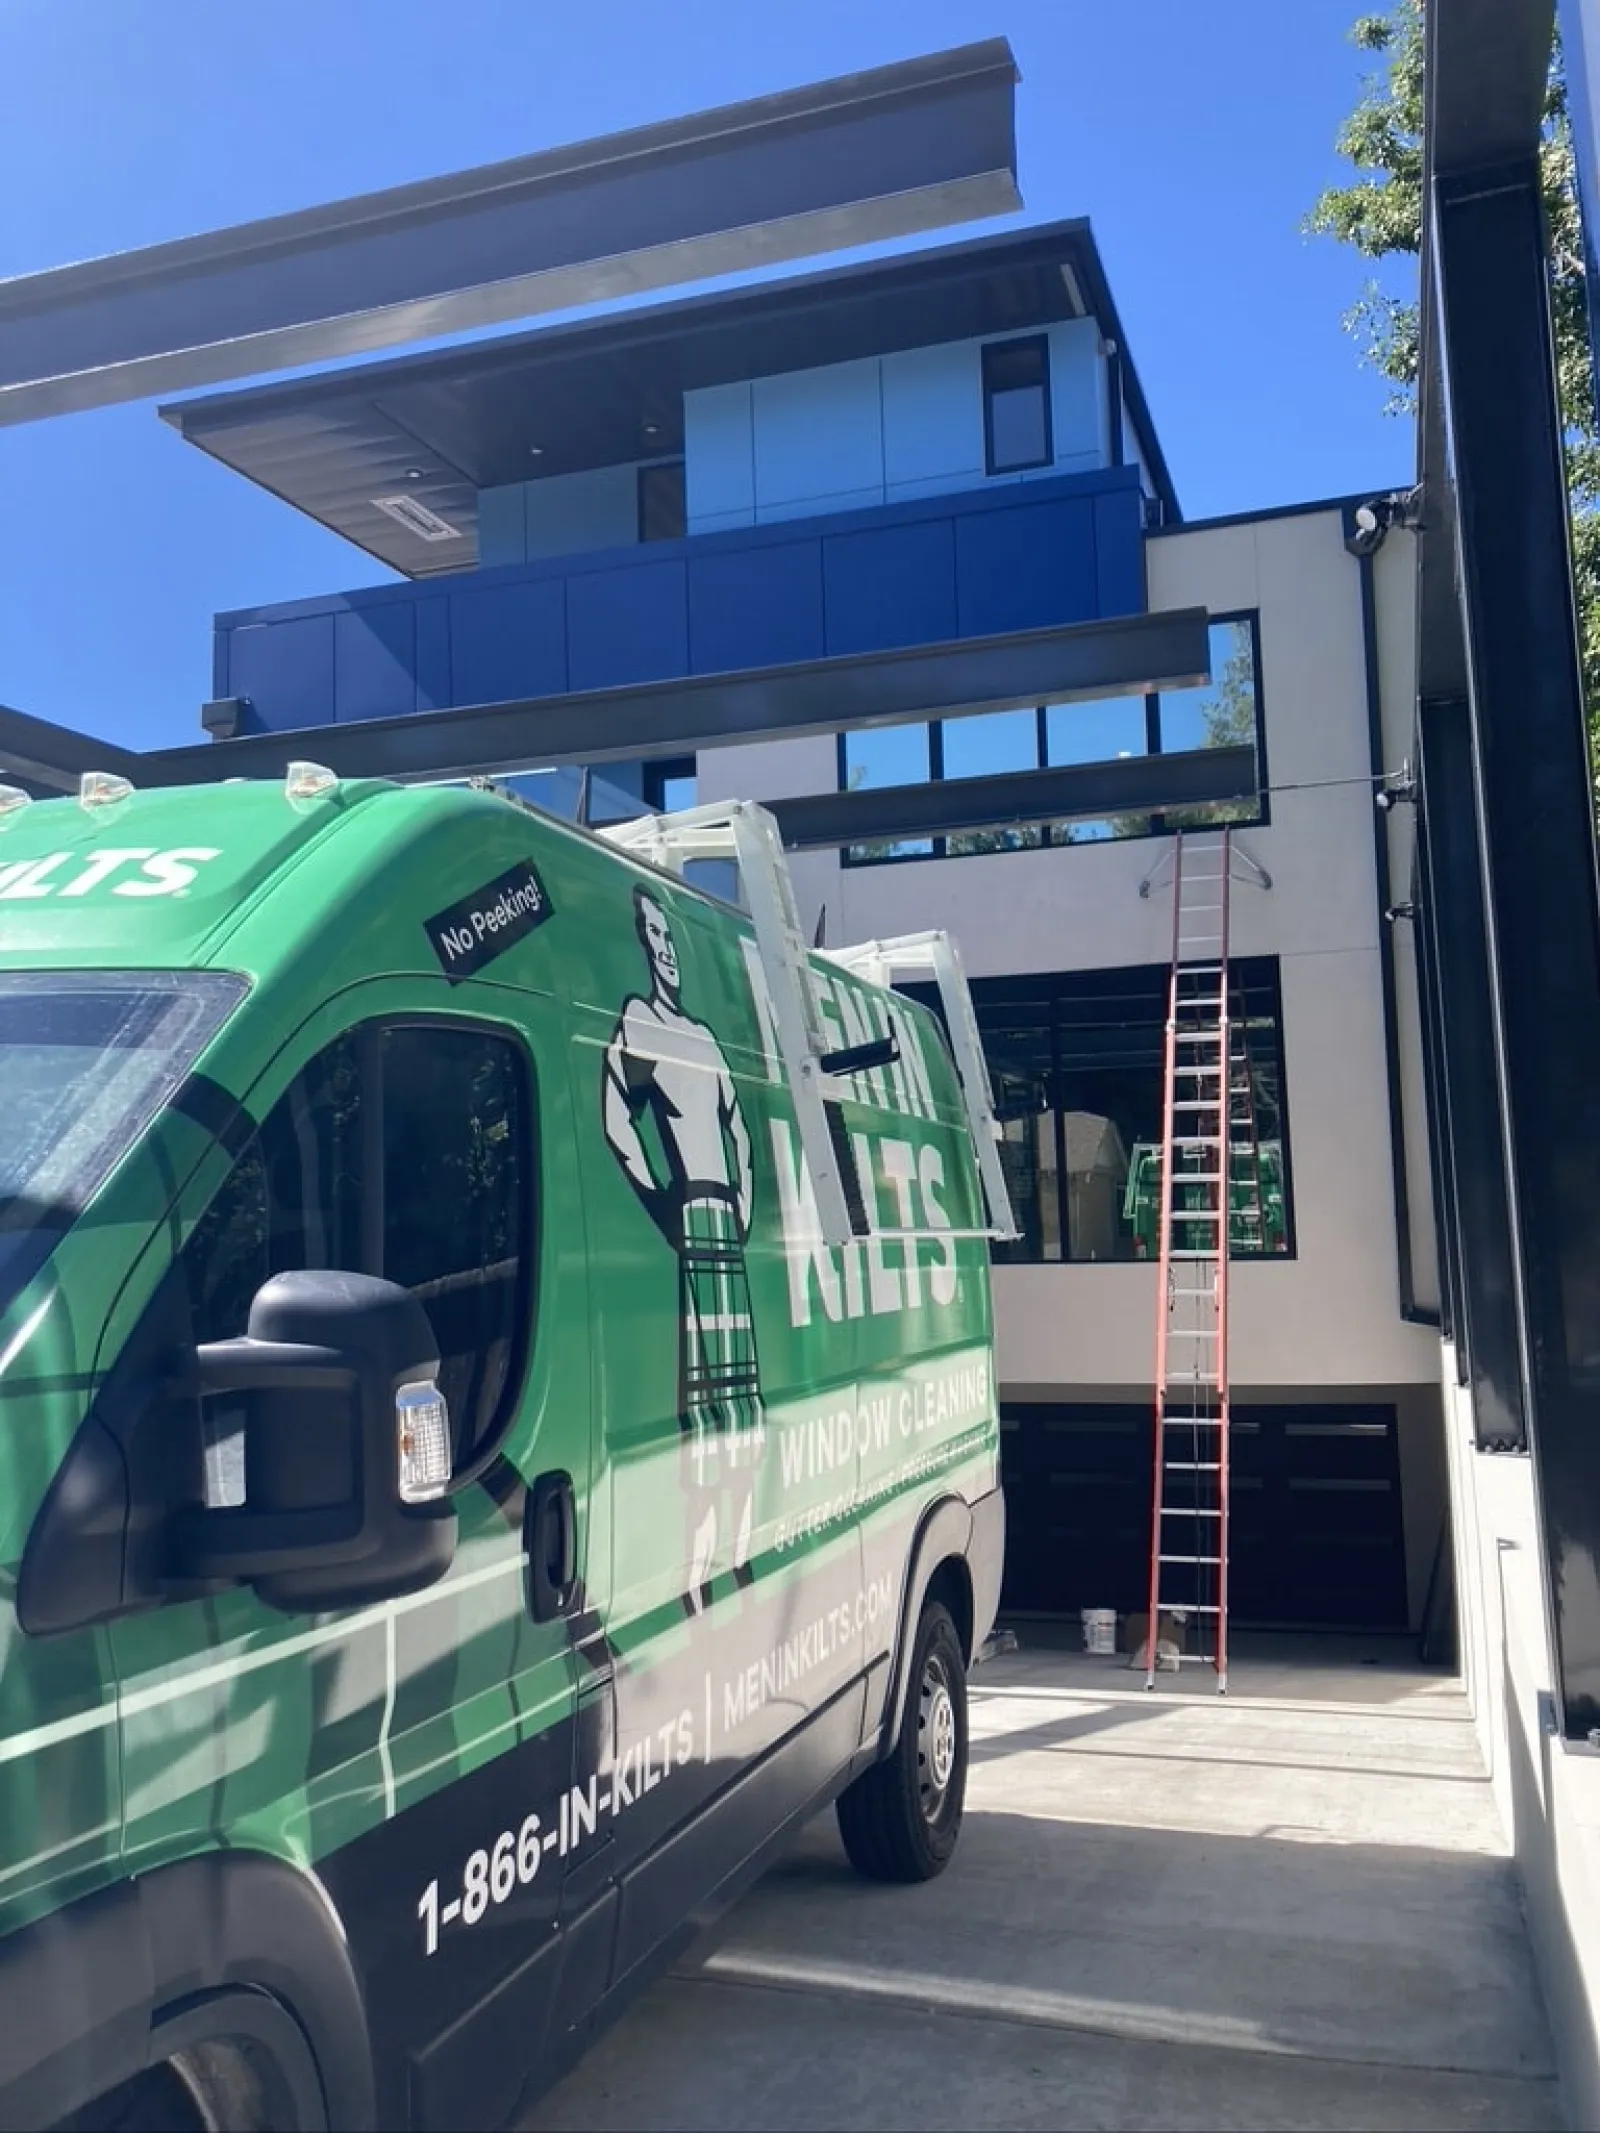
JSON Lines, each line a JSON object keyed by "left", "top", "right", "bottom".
{"left": 1445, "top": 1355, "right": 1600, "bottom": 2125}
{"left": 699, "top": 503, "right": 1441, "bottom": 1398}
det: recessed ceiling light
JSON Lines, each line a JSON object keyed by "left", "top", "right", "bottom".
{"left": 529, "top": 444, "right": 544, "bottom": 458}
{"left": 404, "top": 466, "right": 425, "bottom": 482}
{"left": 371, "top": 494, "right": 462, "bottom": 542}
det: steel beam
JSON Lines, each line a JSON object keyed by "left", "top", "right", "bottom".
{"left": 137, "top": 609, "right": 1211, "bottom": 787}
{"left": 0, "top": 42, "right": 1019, "bottom": 425}
{"left": 1432, "top": 134, "right": 1600, "bottom": 1733}
{"left": 0, "top": 703, "right": 143, "bottom": 796}
{"left": 770, "top": 745, "right": 1256, "bottom": 851}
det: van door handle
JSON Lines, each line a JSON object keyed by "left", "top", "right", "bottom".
{"left": 526, "top": 1471, "right": 577, "bottom": 1622}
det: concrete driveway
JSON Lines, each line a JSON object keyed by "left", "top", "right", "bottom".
{"left": 526, "top": 1643, "right": 1563, "bottom": 2132}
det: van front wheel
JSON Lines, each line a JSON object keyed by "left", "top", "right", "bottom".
{"left": 837, "top": 1598, "right": 967, "bottom": 1883}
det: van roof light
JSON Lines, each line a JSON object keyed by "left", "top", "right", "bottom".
{"left": 285, "top": 761, "right": 339, "bottom": 802}
{"left": 0, "top": 786, "right": 32, "bottom": 823}
{"left": 80, "top": 771, "right": 134, "bottom": 809}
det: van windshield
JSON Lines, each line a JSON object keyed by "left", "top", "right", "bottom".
{"left": 0, "top": 971, "right": 247, "bottom": 1319}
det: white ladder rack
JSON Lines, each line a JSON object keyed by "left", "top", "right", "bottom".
{"left": 600, "top": 801, "right": 1017, "bottom": 1247}
{"left": 824, "top": 930, "right": 1018, "bottom": 1242}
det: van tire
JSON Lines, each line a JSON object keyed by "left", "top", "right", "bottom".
{"left": 837, "top": 1599, "right": 967, "bottom": 1883}
{"left": 54, "top": 2061, "right": 210, "bottom": 2132}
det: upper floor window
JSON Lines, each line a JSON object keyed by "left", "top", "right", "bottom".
{"left": 983, "top": 336, "right": 1054, "bottom": 474}
{"left": 181, "top": 1020, "right": 534, "bottom": 1474}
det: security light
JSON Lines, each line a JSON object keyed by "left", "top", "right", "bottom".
{"left": 1345, "top": 488, "right": 1423, "bottom": 559}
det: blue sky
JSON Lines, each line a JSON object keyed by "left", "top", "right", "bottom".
{"left": 0, "top": 0, "right": 1415, "bottom": 752}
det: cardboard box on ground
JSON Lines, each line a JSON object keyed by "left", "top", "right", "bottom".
{"left": 1119, "top": 1611, "right": 1191, "bottom": 1671}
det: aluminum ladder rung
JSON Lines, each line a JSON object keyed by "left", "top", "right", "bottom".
{"left": 1159, "top": 1555, "right": 1223, "bottom": 1567}
{"left": 1161, "top": 1505, "right": 1223, "bottom": 1517}
{"left": 1165, "top": 1461, "right": 1223, "bottom": 1472}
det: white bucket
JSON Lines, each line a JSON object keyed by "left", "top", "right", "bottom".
{"left": 1081, "top": 1608, "right": 1117, "bottom": 1655}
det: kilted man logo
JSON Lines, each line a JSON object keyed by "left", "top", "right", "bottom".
{"left": 602, "top": 888, "right": 766, "bottom": 1614}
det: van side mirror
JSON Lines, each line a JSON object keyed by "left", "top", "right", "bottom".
{"left": 173, "top": 1269, "right": 457, "bottom": 1612}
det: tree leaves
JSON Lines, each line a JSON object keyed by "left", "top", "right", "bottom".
{"left": 1309, "top": 0, "right": 1600, "bottom": 775}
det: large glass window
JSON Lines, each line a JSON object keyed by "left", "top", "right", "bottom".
{"left": 1155, "top": 614, "right": 1265, "bottom": 831}
{"left": 1045, "top": 695, "right": 1156, "bottom": 847}
{"left": 183, "top": 1020, "right": 533, "bottom": 1467}
{"left": 837, "top": 613, "right": 1266, "bottom": 866}
{"left": 983, "top": 336, "right": 1053, "bottom": 474}
{"left": 840, "top": 724, "right": 935, "bottom": 860}
{"left": 941, "top": 709, "right": 1044, "bottom": 855}
{"left": 908, "top": 959, "right": 1292, "bottom": 1265}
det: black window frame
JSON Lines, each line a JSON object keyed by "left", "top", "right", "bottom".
{"left": 179, "top": 1012, "right": 538, "bottom": 1486}
{"left": 642, "top": 755, "right": 697, "bottom": 813}
{"left": 903, "top": 956, "right": 1295, "bottom": 1267}
{"left": 982, "top": 333, "right": 1055, "bottom": 477}
{"left": 836, "top": 610, "right": 1269, "bottom": 868}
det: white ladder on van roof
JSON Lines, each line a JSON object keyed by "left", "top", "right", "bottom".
{"left": 599, "top": 800, "right": 1017, "bottom": 1249}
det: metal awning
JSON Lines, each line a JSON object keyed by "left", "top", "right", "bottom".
{"left": 0, "top": 40, "right": 1019, "bottom": 427}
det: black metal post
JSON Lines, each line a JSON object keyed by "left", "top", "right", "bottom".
{"left": 1434, "top": 156, "right": 1600, "bottom": 1735}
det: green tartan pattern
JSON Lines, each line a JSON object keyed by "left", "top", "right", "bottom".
{"left": 678, "top": 1193, "right": 765, "bottom": 1483}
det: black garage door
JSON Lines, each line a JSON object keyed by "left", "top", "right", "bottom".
{"left": 1000, "top": 1400, "right": 1408, "bottom": 1631}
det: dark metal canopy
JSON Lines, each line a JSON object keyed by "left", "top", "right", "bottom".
{"left": 158, "top": 218, "right": 1175, "bottom": 580}
{"left": 121, "top": 607, "right": 1208, "bottom": 789}
{"left": 0, "top": 40, "right": 1019, "bottom": 428}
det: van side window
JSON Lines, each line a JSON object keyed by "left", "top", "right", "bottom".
{"left": 181, "top": 1022, "right": 533, "bottom": 1468}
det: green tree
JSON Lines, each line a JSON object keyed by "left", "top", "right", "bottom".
{"left": 1307, "top": 0, "right": 1600, "bottom": 758}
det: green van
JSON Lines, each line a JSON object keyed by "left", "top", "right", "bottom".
{"left": 0, "top": 770, "right": 1005, "bottom": 2132}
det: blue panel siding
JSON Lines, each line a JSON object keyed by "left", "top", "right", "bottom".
{"left": 213, "top": 467, "right": 1146, "bottom": 733}
{"left": 881, "top": 342, "right": 985, "bottom": 488}
{"left": 228, "top": 614, "right": 335, "bottom": 730}
{"left": 822, "top": 517, "right": 957, "bottom": 655}
{"left": 477, "top": 484, "right": 528, "bottom": 569}
{"left": 954, "top": 497, "right": 1098, "bottom": 638}
{"left": 1094, "top": 486, "right": 1147, "bottom": 616}
{"left": 335, "top": 603, "right": 416, "bottom": 723}
{"left": 689, "top": 540, "right": 825, "bottom": 672}
{"left": 684, "top": 381, "right": 755, "bottom": 530}
{"left": 1047, "top": 318, "right": 1107, "bottom": 463}
{"left": 449, "top": 576, "right": 566, "bottom": 707}
{"left": 567, "top": 558, "right": 689, "bottom": 689}
{"left": 752, "top": 360, "right": 883, "bottom": 514}
{"left": 415, "top": 598, "right": 452, "bottom": 712}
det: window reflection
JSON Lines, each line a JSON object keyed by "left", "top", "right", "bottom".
{"left": 907, "top": 960, "right": 1293, "bottom": 1265}
{"left": 835, "top": 614, "right": 1265, "bottom": 865}
{"left": 842, "top": 724, "right": 934, "bottom": 860}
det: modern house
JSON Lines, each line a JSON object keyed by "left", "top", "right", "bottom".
{"left": 159, "top": 217, "right": 1447, "bottom": 1649}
